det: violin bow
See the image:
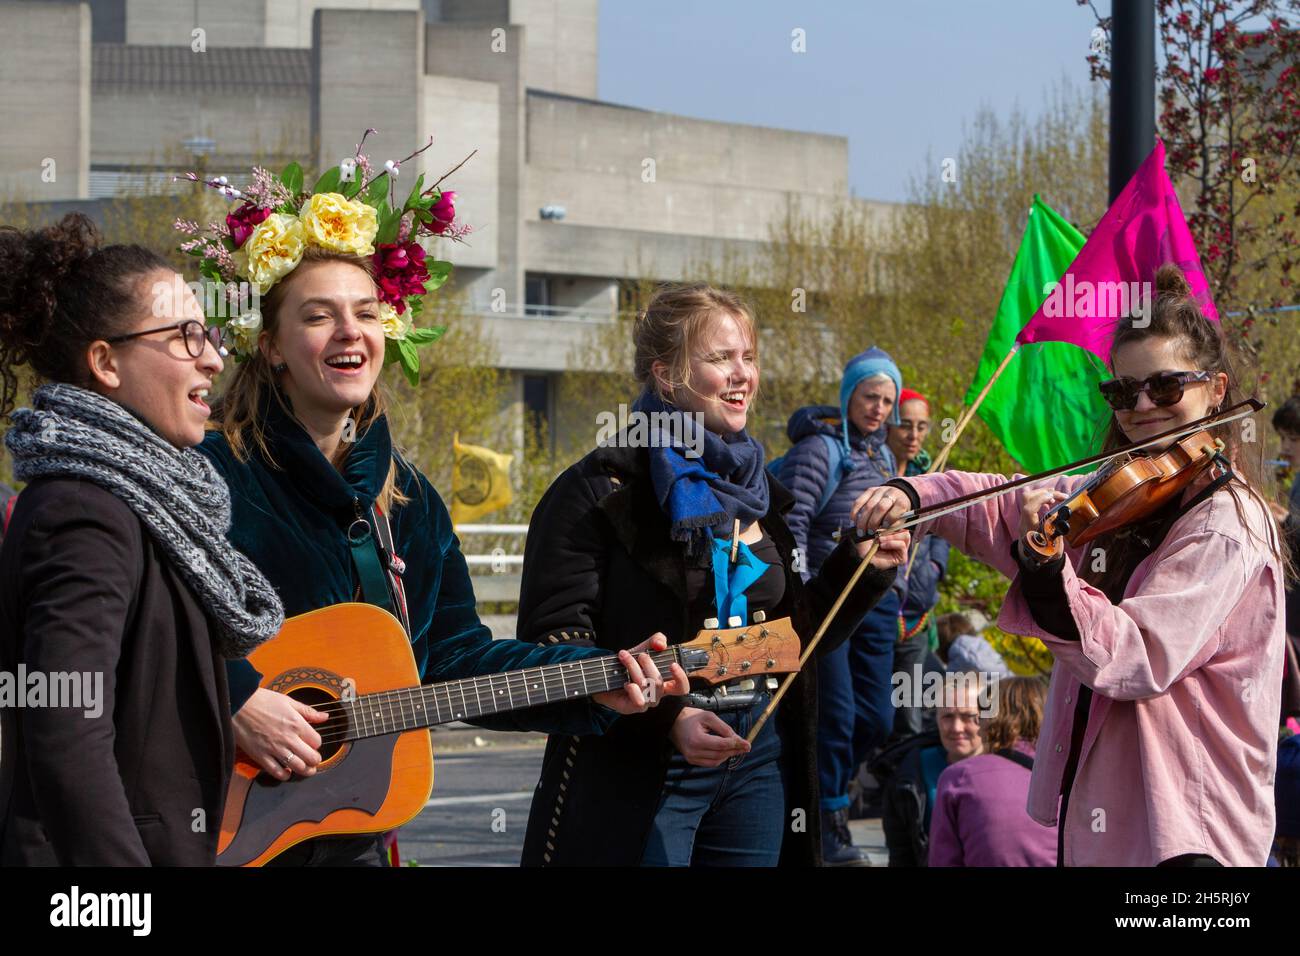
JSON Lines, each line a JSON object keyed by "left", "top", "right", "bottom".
{"left": 744, "top": 397, "right": 1263, "bottom": 744}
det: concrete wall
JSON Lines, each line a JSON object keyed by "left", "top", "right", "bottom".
{"left": 422, "top": 74, "right": 499, "bottom": 270}
{"left": 0, "top": 1, "right": 90, "bottom": 201}
{"left": 313, "top": 9, "right": 423, "bottom": 190}
{"left": 124, "top": 0, "right": 422, "bottom": 48}
{"left": 265, "top": 0, "right": 421, "bottom": 48}
{"left": 92, "top": 88, "right": 309, "bottom": 169}
{"left": 543, "top": 275, "right": 617, "bottom": 314}
{"left": 425, "top": 22, "right": 525, "bottom": 311}
{"left": 439, "top": 0, "right": 596, "bottom": 98}
{"left": 524, "top": 221, "right": 770, "bottom": 282}
{"left": 525, "top": 92, "right": 850, "bottom": 241}
{"left": 126, "top": 0, "right": 268, "bottom": 46}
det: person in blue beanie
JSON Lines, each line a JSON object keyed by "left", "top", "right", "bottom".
{"left": 777, "top": 346, "right": 902, "bottom": 864}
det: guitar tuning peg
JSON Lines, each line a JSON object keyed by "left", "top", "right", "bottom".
{"left": 752, "top": 610, "right": 766, "bottom": 623}
{"left": 727, "top": 615, "right": 742, "bottom": 628}
{"left": 704, "top": 617, "right": 719, "bottom": 629}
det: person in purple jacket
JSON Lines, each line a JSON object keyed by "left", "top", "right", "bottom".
{"left": 929, "top": 676, "right": 1057, "bottom": 867}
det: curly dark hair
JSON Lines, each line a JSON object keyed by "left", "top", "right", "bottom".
{"left": 0, "top": 212, "right": 170, "bottom": 417}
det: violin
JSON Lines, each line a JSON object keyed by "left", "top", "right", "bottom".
{"left": 1022, "top": 429, "right": 1229, "bottom": 560}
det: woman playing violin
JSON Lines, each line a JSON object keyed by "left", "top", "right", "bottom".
{"left": 853, "top": 264, "right": 1289, "bottom": 867}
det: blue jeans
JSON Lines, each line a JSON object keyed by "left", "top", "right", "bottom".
{"left": 641, "top": 693, "right": 789, "bottom": 867}
{"left": 816, "top": 590, "right": 900, "bottom": 811}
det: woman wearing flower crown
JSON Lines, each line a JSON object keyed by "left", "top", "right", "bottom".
{"left": 187, "top": 141, "right": 687, "bottom": 866}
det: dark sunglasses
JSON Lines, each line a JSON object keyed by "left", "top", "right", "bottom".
{"left": 106, "top": 319, "right": 227, "bottom": 359}
{"left": 1098, "top": 370, "right": 1213, "bottom": 411}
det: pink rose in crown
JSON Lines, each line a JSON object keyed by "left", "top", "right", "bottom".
{"left": 426, "top": 190, "right": 457, "bottom": 235}
{"left": 225, "top": 203, "right": 273, "bottom": 249}
{"left": 372, "top": 241, "right": 431, "bottom": 314}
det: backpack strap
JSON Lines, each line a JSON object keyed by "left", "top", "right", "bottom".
{"left": 993, "top": 747, "right": 1035, "bottom": 771}
{"left": 815, "top": 433, "right": 846, "bottom": 515}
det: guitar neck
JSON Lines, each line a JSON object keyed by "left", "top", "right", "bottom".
{"left": 340, "top": 647, "right": 683, "bottom": 741}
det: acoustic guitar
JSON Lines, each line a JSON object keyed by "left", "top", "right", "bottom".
{"left": 217, "top": 603, "right": 802, "bottom": 866}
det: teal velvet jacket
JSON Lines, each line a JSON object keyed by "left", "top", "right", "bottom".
{"left": 197, "top": 397, "right": 617, "bottom": 737}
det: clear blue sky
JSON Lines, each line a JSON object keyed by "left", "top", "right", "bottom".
{"left": 598, "top": 0, "right": 1110, "bottom": 203}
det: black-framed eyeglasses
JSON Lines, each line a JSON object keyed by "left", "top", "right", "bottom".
{"left": 106, "top": 319, "right": 227, "bottom": 359}
{"left": 1098, "top": 370, "right": 1213, "bottom": 411}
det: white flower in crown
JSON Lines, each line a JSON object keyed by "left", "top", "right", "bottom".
{"left": 379, "top": 301, "right": 411, "bottom": 340}
{"left": 227, "top": 309, "right": 263, "bottom": 356}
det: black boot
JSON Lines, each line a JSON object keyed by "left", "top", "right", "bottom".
{"left": 821, "top": 807, "right": 870, "bottom": 866}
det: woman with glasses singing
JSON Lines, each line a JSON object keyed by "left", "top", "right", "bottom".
{"left": 0, "top": 214, "right": 285, "bottom": 865}
{"left": 852, "top": 264, "right": 1289, "bottom": 867}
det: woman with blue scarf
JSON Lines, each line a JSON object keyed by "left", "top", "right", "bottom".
{"left": 516, "top": 283, "right": 909, "bottom": 866}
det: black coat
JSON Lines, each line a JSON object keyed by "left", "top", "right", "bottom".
{"left": 516, "top": 443, "right": 896, "bottom": 866}
{"left": 0, "top": 479, "right": 234, "bottom": 865}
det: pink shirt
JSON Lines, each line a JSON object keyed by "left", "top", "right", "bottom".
{"left": 905, "top": 469, "right": 1285, "bottom": 866}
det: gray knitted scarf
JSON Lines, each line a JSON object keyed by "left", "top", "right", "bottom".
{"left": 4, "top": 383, "right": 284, "bottom": 657}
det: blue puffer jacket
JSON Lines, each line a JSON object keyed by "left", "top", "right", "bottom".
{"left": 780, "top": 404, "right": 896, "bottom": 581}
{"left": 897, "top": 452, "right": 949, "bottom": 625}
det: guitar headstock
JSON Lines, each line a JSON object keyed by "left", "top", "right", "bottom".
{"left": 676, "top": 616, "right": 802, "bottom": 686}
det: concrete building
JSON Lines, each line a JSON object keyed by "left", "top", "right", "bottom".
{"left": 0, "top": 0, "right": 895, "bottom": 448}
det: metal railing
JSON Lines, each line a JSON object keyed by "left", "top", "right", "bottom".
{"left": 456, "top": 524, "right": 526, "bottom": 603}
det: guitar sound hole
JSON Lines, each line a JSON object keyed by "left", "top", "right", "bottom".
{"left": 288, "top": 686, "right": 349, "bottom": 762}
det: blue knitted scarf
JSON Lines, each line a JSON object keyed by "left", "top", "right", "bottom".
{"left": 631, "top": 390, "right": 770, "bottom": 557}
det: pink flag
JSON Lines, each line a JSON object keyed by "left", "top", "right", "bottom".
{"left": 1016, "top": 139, "right": 1218, "bottom": 363}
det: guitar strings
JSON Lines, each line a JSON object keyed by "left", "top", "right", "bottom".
{"left": 307, "top": 650, "right": 689, "bottom": 746}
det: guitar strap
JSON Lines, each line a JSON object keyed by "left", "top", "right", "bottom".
{"left": 346, "top": 503, "right": 413, "bottom": 642}
{"left": 370, "top": 502, "right": 413, "bottom": 641}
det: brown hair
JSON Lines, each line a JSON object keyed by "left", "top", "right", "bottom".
{"left": 1084, "top": 263, "right": 1291, "bottom": 593}
{"left": 211, "top": 246, "right": 407, "bottom": 511}
{"left": 982, "top": 676, "right": 1047, "bottom": 751}
{"left": 632, "top": 282, "right": 760, "bottom": 404}
{"left": 0, "top": 212, "right": 171, "bottom": 417}
{"left": 935, "top": 612, "right": 974, "bottom": 659}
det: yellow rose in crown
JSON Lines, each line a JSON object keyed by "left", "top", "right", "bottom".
{"left": 379, "top": 301, "right": 411, "bottom": 340}
{"left": 235, "top": 214, "right": 306, "bottom": 294}
{"left": 298, "top": 192, "right": 379, "bottom": 255}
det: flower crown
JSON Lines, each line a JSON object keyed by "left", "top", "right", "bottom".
{"left": 175, "top": 129, "right": 472, "bottom": 385}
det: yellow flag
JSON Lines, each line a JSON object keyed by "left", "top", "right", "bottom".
{"left": 451, "top": 432, "right": 512, "bottom": 524}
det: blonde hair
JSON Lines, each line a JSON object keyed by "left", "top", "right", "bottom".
{"left": 632, "top": 282, "right": 760, "bottom": 404}
{"left": 211, "top": 246, "right": 408, "bottom": 512}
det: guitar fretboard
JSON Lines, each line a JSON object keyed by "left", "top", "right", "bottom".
{"left": 339, "top": 647, "right": 686, "bottom": 740}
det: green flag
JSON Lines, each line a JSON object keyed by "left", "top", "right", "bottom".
{"left": 966, "top": 195, "right": 1110, "bottom": 473}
